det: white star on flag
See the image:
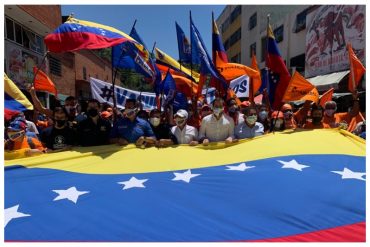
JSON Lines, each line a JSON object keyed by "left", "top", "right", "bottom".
{"left": 172, "top": 169, "right": 200, "bottom": 183}
{"left": 118, "top": 177, "right": 148, "bottom": 190}
{"left": 331, "top": 167, "right": 366, "bottom": 181}
{"left": 4, "top": 205, "right": 30, "bottom": 228}
{"left": 277, "top": 159, "right": 310, "bottom": 171}
{"left": 226, "top": 163, "right": 255, "bottom": 171}
{"left": 52, "top": 186, "right": 89, "bottom": 204}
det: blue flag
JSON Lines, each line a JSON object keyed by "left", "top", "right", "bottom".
{"left": 176, "top": 22, "right": 191, "bottom": 64}
{"left": 190, "top": 14, "right": 228, "bottom": 91}
{"left": 162, "top": 69, "right": 176, "bottom": 105}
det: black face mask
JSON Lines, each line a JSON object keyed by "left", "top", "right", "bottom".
{"left": 312, "top": 117, "right": 322, "bottom": 124}
{"left": 88, "top": 108, "right": 99, "bottom": 117}
{"left": 55, "top": 120, "right": 66, "bottom": 127}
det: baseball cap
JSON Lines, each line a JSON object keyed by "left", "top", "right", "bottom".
{"left": 174, "top": 109, "right": 188, "bottom": 119}
{"left": 8, "top": 118, "right": 27, "bottom": 131}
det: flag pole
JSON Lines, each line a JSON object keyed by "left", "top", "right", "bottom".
{"left": 189, "top": 11, "right": 195, "bottom": 103}
{"left": 348, "top": 43, "right": 357, "bottom": 92}
{"left": 32, "top": 51, "right": 49, "bottom": 87}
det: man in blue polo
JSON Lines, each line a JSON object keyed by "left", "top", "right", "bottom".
{"left": 110, "top": 98, "right": 156, "bottom": 147}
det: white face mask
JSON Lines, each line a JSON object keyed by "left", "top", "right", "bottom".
{"left": 125, "top": 108, "right": 137, "bottom": 117}
{"left": 175, "top": 118, "right": 186, "bottom": 127}
{"left": 274, "top": 119, "right": 283, "bottom": 129}
{"left": 213, "top": 107, "right": 223, "bottom": 116}
{"left": 150, "top": 117, "right": 161, "bottom": 127}
{"left": 246, "top": 115, "right": 257, "bottom": 125}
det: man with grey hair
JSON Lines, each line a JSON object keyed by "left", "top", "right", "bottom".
{"left": 199, "top": 97, "right": 235, "bottom": 145}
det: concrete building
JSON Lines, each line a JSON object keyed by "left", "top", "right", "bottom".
{"left": 4, "top": 5, "right": 119, "bottom": 107}
{"left": 216, "top": 5, "right": 366, "bottom": 94}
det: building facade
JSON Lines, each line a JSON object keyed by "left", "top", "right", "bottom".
{"left": 4, "top": 5, "right": 119, "bottom": 106}
{"left": 216, "top": 5, "right": 365, "bottom": 93}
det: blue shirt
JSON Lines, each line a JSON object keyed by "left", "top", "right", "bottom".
{"left": 234, "top": 121, "right": 264, "bottom": 139}
{"left": 110, "top": 117, "right": 155, "bottom": 143}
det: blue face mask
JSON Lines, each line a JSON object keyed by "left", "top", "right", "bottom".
{"left": 259, "top": 111, "right": 268, "bottom": 121}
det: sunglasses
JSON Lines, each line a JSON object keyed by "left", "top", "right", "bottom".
{"left": 8, "top": 131, "right": 24, "bottom": 140}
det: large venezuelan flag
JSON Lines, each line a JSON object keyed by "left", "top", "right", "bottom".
{"left": 4, "top": 129, "right": 365, "bottom": 242}
{"left": 44, "top": 17, "right": 137, "bottom": 52}
{"left": 4, "top": 74, "right": 33, "bottom": 120}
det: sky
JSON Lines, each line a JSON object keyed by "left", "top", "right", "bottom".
{"left": 61, "top": 5, "right": 225, "bottom": 60}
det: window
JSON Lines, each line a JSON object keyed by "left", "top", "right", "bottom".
{"left": 6, "top": 18, "right": 14, "bottom": 41}
{"left": 229, "top": 28, "right": 241, "bottom": 47}
{"left": 222, "top": 17, "right": 230, "bottom": 33}
{"left": 260, "top": 36, "right": 267, "bottom": 62}
{"left": 230, "top": 5, "right": 241, "bottom": 23}
{"left": 231, "top": 53, "right": 241, "bottom": 63}
{"left": 49, "top": 56, "right": 62, "bottom": 76}
{"left": 223, "top": 39, "right": 230, "bottom": 51}
{"left": 274, "top": 25, "right": 284, "bottom": 43}
{"left": 294, "top": 10, "right": 307, "bottom": 33}
{"left": 250, "top": 42, "right": 256, "bottom": 58}
{"left": 249, "top": 13, "right": 257, "bottom": 30}
{"left": 289, "top": 53, "right": 305, "bottom": 73}
{"left": 14, "top": 22, "right": 23, "bottom": 44}
{"left": 83, "top": 67, "right": 87, "bottom": 80}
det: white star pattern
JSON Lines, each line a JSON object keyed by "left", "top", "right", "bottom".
{"left": 52, "top": 187, "right": 89, "bottom": 204}
{"left": 118, "top": 177, "right": 148, "bottom": 190}
{"left": 277, "top": 159, "right": 310, "bottom": 171}
{"left": 4, "top": 205, "right": 31, "bottom": 228}
{"left": 172, "top": 169, "right": 200, "bottom": 183}
{"left": 331, "top": 167, "right": 366, "bottom": 181}
{"left": 226, "top": 163, "right": 255, "bottom": 171}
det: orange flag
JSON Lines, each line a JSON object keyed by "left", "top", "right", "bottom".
{"left": 319, "top": 88, "right": 334, "bottom": 108}
{"left": 347, "top": 43, "right": 365, "bottom": 92}
{"left": 282, "top": 71, "right": 319, "bottom": 103}
{"left": 33, "top": 67, "right": 57, "bottom": 96}
{"left": 251, "top": 51, "right": 259, "bottom": 71}
{"left": 216, "top": 62, "right": 261, "bottom": 95}
{"left": 226, "top": 88, "right": 242, "bottom": 106}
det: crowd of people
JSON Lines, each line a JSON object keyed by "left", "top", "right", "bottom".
{"left": 4, "top": 87, "right": 366, "bottom": 157}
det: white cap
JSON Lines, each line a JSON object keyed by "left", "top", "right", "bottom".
{"left": 174, "top": 109, "right": 188, "bottom": 119}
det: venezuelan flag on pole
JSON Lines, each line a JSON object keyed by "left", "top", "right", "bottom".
{"left": 212, "top": 12, "right": 228, "bottom": 66}
{"left": 44, "top": 17, "right": 137, "bottom": 52}
{"left": 4, "top": 129, "right": 365, "bottom": 242}
{"left": 265, "top": 25, "right": 291, "bottom": 110}
{"left": 5, "top": 73, "right": 33, "bottom": 120}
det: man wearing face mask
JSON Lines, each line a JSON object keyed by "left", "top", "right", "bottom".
{"left": 149, "top": 109, "right": 177, "bottom": 147}
{"left": 171, "top": 109, "right": 198, "bottom": 145}
{"left": 323, "top": 93, "right": 360, "bottom": 129}
{"left": 234, "top": 107, "right": 264, "bottom": 139}
{"left": 281, "top": 104, "right": 297, "bottom": 129}
{"left": 40, "top": 107, "right": 76, "bottom": 152}
{"left": 77, "top": 99, "right": 111, "bottom": 146}
{"left": 64, "top": 96, "right": 77, "bottom": 122}
{"left": 270, "top": 111, "right": 285, "bottom": 132}
{"left": 226, "top": 98, "right": 244, "bottom": 125}
{"left": 303, "top": 104, "right": 325, "bottom": 129}
{"left": 256, "top": 104, "right": 270, "bottom": 133}
{"left": 110, "top": 98, "right": 156, "bottom": 147}
{"left": 199, "top": 98, "right": 235, "bottom": 145}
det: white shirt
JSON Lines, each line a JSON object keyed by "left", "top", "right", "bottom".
{"left": 199, "top": 113, "right": 235, "bottom": 142}
{"left": 171, "top": 124, "right": 198, "bottom": 144}
{"left": 234, "top": 121, "right": 264, "bottom": 139}
{"left": 26, "top": 120, "right": 39, "bottom": 135}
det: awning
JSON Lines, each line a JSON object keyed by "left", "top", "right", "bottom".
{"left": 307, "top": 70, "right": 349, "bottom": 92}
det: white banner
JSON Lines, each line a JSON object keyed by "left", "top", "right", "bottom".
{"left": 230, "top": 75, "right": 249, "bottom": 98}
{"left": 90, "top": 77, "right": 157, "bottom": 110}
{"left": 90, "top": 77, "right": 217, "bottom": 110}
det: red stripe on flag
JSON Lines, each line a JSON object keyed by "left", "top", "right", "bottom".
{"left": 247, "top": 222, "right": 365, "bottom": 242}
{"left": 45, "top": 32, "right": 128, "bottom": 53}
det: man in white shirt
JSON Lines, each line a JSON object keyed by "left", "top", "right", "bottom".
{"left": 199, "top": 98, "right": 235, "bottom": 145}
{"left": 171, "top": 109, "right": 198, "bottom": 145}
{"left": 234, "top": 106, "right": 264, "bottom": 139}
